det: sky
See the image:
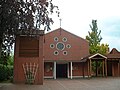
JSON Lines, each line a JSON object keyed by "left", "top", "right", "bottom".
{"left": 47, "top": 0, "right": 120, "bottom": 51}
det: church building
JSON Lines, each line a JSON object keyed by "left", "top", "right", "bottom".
{"left": 13, "top": 28, "right": 120, "bottom": 85}
{"left": 44, "top": 28, "right": 89, "bottom": 79}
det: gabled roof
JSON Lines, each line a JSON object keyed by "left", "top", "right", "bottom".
{"left": 45, "top": 28, "right": 88, "bottom": 43}
{"left": 89, "top": 53, "right": 107, "bottom": 59}
{"left": 80, "top": 53, "right": 107, "bottom": 62}
{"left": 107, "top": 48, "right": 120, "bottom": 59}
{"left": 110, "top": 48, "right": 120, "bottom": 54}
{"left": 107, "top": 54, "right": 120, "bottom": 59}
{"left": 81, "top": 48, "right": 120, "bottom": 62}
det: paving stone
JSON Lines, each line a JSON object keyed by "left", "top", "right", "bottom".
{"left": 1, "top": 77, "right": 120, "bottom": 90}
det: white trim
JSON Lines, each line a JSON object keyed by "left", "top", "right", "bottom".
{"left": 54, "top": 50, "right": 59, "bottom": 55}
{"left": 44, "top": 76, "right": 53, "bottom": 79}
{"left": 68, "top": 76, "right": 90, "bottom": 78}
{"left": 53, "top": 62, "right": 56, "bottom": 79}
{"left": 63, "top": 51, "right": 68, "bottom": 55}
{"left": 56, "top": 42, "right": 65, "bottom": 51}
{"left": 62, "top": 37, "right": 67, "bottom": 42}
{"left": 67, "top": 63, "right": 69, "bottom": 78}
{"left": 44, "top": 76, "right": 90, "bottom": 79}
{"left": 89, "top": 53, "right": 107, "bottom": 59}
{"left": 66, "top": 44, "right": 71, "bottom": 48}
{"left": 70, "top": 62, "right": 72, "bottom": 79}
{"left": 54, "top": 37, "right": 59, "bottom": 42}
{"left": 50, "top": 44, "right": 55, "bottom": 48}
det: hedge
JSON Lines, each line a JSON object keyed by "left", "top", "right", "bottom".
{"left": 0, "top": 64, "right": 13, "bottom": 81}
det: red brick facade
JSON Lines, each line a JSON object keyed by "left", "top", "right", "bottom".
{"left": 44, "top": 28, "right": 90, "bottom": 78}
{"left": 44, "top": 28, "right": 89, "bottom": 61}
{"left": 14, "top": 35, "right": 44, "bottom": 84}
{"left": 14, "top": 28, "right": 120, "bottom": 85}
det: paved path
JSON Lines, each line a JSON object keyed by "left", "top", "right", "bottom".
{"left": 1, "top": 77, "right": 120, "bottom": 90}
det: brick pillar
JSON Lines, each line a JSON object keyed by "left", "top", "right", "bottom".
{"left": 38, "top": 35, "right": 44, "bottom": 84}
{"left": 13, "top": 36, "right": 20, "bottom": 83}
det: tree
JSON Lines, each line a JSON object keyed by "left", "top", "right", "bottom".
{"left": 97, "top": 43, "right": 109, "bottom": 55}
{"left": 0, "top": 0, "right": 59, "bottom": 58}
{"left": 86, "top": 20, "right": 109, "bottom": 54}
{"left": 86, "top": 20, "right": 102, "bottom": 47}
{"left": 86, "top": 20, "right": 109, "bottom": 76}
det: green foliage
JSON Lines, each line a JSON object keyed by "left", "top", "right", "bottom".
{"left": 0, "top": 54, "right": 13, "bottom": 66}
{"left": 98, "top": 43, "right": 109, "bottom": 54}
{"left": 86, "top": 20, "right": 109, "bottom": 76}
{"left": 89, "top": 43, "right": 109, "bottom": 55}
{"left": 0, "top": 64, "right": 13, "bottom": 81}
{"left": 91, "top": 61, "right": 103, "bottom": 76}
{"left": 0, "top": 54, "right": 13, "bottom": 82}
{"left": 86, "top": 20, "right": 102, "bottom": 47}
{"left": 7, "top": 55, "right": 14, "bottom": 66}
{"left": 86, "top": 20, "right": 109, "bottom": 54}
{"left": 0, "top": 0, "right": 59, "bottom": 57}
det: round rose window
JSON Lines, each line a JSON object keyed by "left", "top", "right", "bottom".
{"left": 56, "top": 42, "right": 65, "bottom": 50}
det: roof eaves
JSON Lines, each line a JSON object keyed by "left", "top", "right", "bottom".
{"left": 89, "top": 53, "right": 107, "bottom": 59}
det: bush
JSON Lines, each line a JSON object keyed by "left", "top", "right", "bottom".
{"left": 0, "top": 64, "right": 13, "bottom": 82}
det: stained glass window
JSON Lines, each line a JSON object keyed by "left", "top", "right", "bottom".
{"left": 56, "top": 42, "right": 65, "bottom": 50}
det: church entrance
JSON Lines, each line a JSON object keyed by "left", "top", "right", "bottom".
{"left": 56, "top": 64, "right": 67, "bottom": 78}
